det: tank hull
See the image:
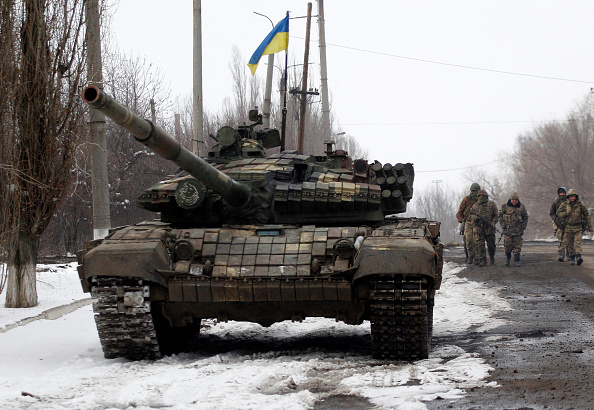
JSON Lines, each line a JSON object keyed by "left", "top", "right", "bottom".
{"left": 78, "top": 217, "right": 442, "bottom": 361}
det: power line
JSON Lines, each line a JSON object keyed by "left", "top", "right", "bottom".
{"left": 416, "top": 161, "right": 499, "bottom": 173}
{"left": 293, "top": 36, "right": 594, "bottom": 85}
{"left": 340, "top": 120, "right": 548, "bottom": 126}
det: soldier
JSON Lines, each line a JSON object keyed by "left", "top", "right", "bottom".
{"left": 499, "top": 192, "right": 529, "bottom": 267}
{"left": 557, "top": 189, "right": 592, "bottom": 265}
{"left": 457, "top": 183, "right": 481, "bottom": 264}
{"left": 469, "top": 190, "right": 499, "bottom": 267}
{"left": 550, "top": 187, "right": 568, "bottom": 262}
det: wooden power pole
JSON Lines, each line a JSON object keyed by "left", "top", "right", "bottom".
{"left": 297, "top": 3, "right": 313, "bottom": 154}
{"left": 317, "top": 0, "right": 331, "bottom": 140}
{"left": 86, "top": 0, "right": 111, "bottom": 239}
{"left": 193, "top": 0, "right": 204, "bottom": 156}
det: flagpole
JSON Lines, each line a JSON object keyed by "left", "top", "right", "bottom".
{"left": 281, "top": 48, "right": 288, "bottom": 152}
{"left": 247, "top": 12, "right": 289, "bottom": 151}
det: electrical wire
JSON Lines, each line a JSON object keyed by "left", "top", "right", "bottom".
{"left": 339, "top": 120, "right": 546, "bottom": 126}
{"left": 415, "top": 161, "right": 499, "bottom": 173}
{"left": 292, "top": 35, "right": 594, "bottom": 85}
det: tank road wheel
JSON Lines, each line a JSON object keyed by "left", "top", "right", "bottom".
{"left": 369, "top": 277, "right": 430, "bottom": 361}
{"left": 152, "top": 304, "right": 203, "bottom": 355}
{"left": 91, "top": 277, "right": 162, "bottom": 360}
{"left": 428, "top": 297, "right": 434, "bottom": 342}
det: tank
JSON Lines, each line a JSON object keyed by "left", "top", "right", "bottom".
{"left": 77, "top": 86, "right": 444, "bottom": 361}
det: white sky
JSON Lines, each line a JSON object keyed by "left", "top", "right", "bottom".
{"left": 109, "top": 1, "right": 594, "bottom": 191}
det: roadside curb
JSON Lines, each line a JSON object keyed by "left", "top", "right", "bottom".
{"left": 0, "top": 298, "right": 94, "bottom": 333}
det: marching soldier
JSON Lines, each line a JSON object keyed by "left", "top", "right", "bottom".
{"left": 550, "top": 187, "right": 568, "bottom": 261}
{"left": 457, "top": 183, "right": 481, "bottom": 264}
{"left": 469, "top": 190, "right": 499, "bottom": 267}
{"left": 557, "top": 189, "right": 592, "bottom": 265}
{"left": 499, "top": 192, "right": 529, "bottom": 267}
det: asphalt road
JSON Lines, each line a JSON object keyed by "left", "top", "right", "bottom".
{"left": 428, "top": 240, "right": 594, "bottom": 410}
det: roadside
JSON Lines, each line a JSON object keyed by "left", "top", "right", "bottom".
{"left": 428, "top": 240, "right": 594, "bottom": 409}
{"left": 0, "top": 262, "right": 90, "bottom": 333}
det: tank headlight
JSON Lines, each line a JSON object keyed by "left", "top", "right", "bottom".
{"left": 174, "top": 240, "right": 194, "bottom": 261}
{"left": 334, "top": 238, "right": 355, "bottom": 260}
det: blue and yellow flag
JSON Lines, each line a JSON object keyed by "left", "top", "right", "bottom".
{"left": 248, "top": 13, "right": 289, "bottom": 75}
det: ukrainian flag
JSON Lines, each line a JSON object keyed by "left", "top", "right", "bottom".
{"left": 248, "top": 13, "right": 289, "bottom": 75}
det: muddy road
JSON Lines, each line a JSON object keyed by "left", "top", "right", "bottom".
{"left": 429, "top": 240, "right": 594, "bottom": 410}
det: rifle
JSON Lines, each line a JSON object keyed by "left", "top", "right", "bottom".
{"left": 470, "top": 211, "right": 502, "bottom": 242}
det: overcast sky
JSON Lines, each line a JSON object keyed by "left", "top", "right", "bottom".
{"left": 109, "top": 1, "right": 594, "bottom": 192}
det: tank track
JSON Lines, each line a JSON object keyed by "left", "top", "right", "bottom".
{"left": 91, "top": 277, "right": 162, "bottom": 360}
{"left": 369, "top": 277, "right": 430, "bottom": 361}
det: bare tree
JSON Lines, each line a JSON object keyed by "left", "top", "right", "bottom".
{"left": 409, "top": 183, "right": 460, "bottom": 244}
{"left": 461, "top": 166, "right": 510, "bottom": 205}
{"left": 41, "top": 49, "right": 177, "bottom": 254}
{"left": 102, "top": 51, "right": 178, "bottom": 227}
{"left": 0, "top": 0, "right": 87, "bottom": 307}
{"left": 503, "top": 97, "right": 594, "bottom": 238}
{"left": 335, "top": 133, "right": 369, "bottom": 160}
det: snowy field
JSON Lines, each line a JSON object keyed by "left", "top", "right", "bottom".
{"left": 0, "top": 262, "right": 510, "bottom": 409}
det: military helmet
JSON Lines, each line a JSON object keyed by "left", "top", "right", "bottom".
{"left": 477, "top": 189, "right": 488, "bottom": 197}
{"left": 510, "top": 192, "right": 519, "bottom": 200}
{"left": 566, "top": 188, "right": 578, "bottom": 198}
{"left": 470, "top": 183, "right": 481, "bottom": 191}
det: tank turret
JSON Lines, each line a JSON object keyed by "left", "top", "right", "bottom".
{"left": 83, "top": 86, "right": 414, "bottom": 227}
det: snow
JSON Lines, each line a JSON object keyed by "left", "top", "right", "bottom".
{"left": 0, "top": 261, "right": 507, "bottom": 409}
{"left": 0, "top": 262, "right": 90, "bottom": 332}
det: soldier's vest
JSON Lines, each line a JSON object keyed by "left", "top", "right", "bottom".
{"left": 501, "top": 206, "right": 521, "bottom": 228}
{"left": 563, "top": 202, "right": 584, "bottom": 226}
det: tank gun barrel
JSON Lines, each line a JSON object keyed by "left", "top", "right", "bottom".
{"left": 82, "top": 86, "right": 251, "bottom": 208}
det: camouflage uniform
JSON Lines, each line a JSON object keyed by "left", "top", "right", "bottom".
{"left": 557, "top": 189, "right": 592, "bottom": 265}
{"left": 457, "top": 183, "right": 481, "bottom": 264}
{"left": 549, "top": 187, "right": 567, "bottom": 261}
{"left": 469, "top": 190, "right": 498, "bottom": 267}
{"left": 499, "top": 192, "right": 529, "bottom": 267}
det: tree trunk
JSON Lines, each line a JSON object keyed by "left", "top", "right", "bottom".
{"left": 5, "top": 234, "right": 39, "bottom": 308}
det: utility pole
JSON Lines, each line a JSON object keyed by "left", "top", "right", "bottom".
{"left": 297, "top": 3, "right": 313, "bottom": 154}
{"left": 150, "top": 99, "right": 156, "bottom": 123}
{"left": 193, "top": 0, "right": 204, "bottom": 156}
{"left": 174, "top": 113, "right": 181, "bottom": 140}
{"left": 254, "top": 12, "right": 275, "bottom": 128}
{"left": 432, "top": 180, "right": 443, "bottom": 193}
{"left": 317, "top": 0, "right": 331, "bottom": 140}
{"left": 263, "top": 57, "right": 274, "bottom": 129}
{"left": 85, "top": 0, "right": 111, "bottom": 240}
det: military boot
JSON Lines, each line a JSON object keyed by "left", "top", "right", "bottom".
{"left": 569, "top": 255, "right": 576, "bottom": 265}
{"left": 474, "top": 257, "right": 480, "bottom": 265}
{"left": 478, "top": 258, "right": 486, "bottom": 267}
{"left": 489, "top": 253, "right": 495, "bottom": 265}
{"left": 558, "top": 249, "right": 565, "bottom": 262}
{"left": 505, "top": 252, "right": 511, "bottom": 267}
{"left": 514, "top": 254, "right": 521, "bottom": 267}
{"left": 466, "top": 257, "right": 474, "bottom": 265}
{"left": 576, "top": 254, "right": 583, "bottom": 265}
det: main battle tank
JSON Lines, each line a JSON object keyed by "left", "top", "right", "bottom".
{"left": 78, "top": 86, "right": 443, "bottom": 361}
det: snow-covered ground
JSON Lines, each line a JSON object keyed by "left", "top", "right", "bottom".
{"left": 0, "top": 262, "right": 510, "bottom": 409}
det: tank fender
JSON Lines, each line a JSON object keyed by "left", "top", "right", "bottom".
{"left": 352, "top": 236, "right": 438, "bottom": 282}
{"left": 80, "top": 240, "right": 169, "bottom": 290}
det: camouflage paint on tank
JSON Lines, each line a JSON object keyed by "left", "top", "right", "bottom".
{"left": 78, "top": 86, "right": 443, "bottom": 361}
